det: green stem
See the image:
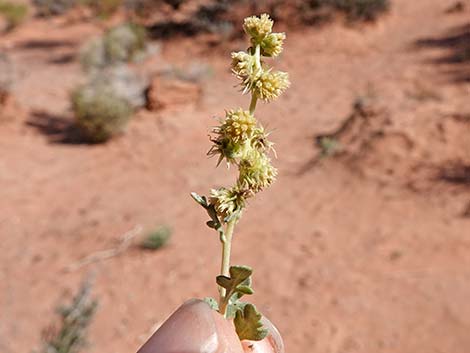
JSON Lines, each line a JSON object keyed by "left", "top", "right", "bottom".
{"left": 249, "top": 95, "right": 258, "bottom": 114}
{"left": 218, "top": 218, "right": 236, "bottom": 315}
{"left": 254, "top": 44, "right": 261, "bottom": 71}
{"left": 249, "top": 44, "right": 261, "bottom": 115}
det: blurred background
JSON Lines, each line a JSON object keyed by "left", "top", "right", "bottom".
{"left": 0, "top": 0, "right": 469, "bottom": 352}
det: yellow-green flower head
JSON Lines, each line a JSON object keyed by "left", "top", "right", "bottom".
{"left": 238, "top": 150, "right": 277, "bottom": 192}
{"left": 231, "top": 51, "right": 261, "bottom": 94}
{"left": 251, "top": 125, "right": 274, "bottom": 153}
{"left": 260, "top": 32, "right": 285, "bottom": 57}
{"left": 253, "top": 70, "right": 290, "bottom": 102}
{"left": 208, "top": 135, "right": 245, "bottom": 166}
{"left": 208, "top": 109, "right": 258, "bottom": 166}
{"left": 231, "top": 51, "right": 255, "bottom": 79}
{"left": 220, "top": 109, "right": 257, "bottom": 144}
{"left": 243, "top": 14, "right": 273, "bottom": 41}
{"left": 210, "top": 186, "right": 246, "bottom": 221}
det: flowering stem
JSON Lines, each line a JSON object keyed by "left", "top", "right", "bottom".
{"left": 249, "top": 95, "right": 258, "bottom": 114}
{"left": 254, "top": 43, "right": 261, "bottom": 71}
{"left": 219, "top": 218, "right": 236, "bottom": 314}
{"left": 249, "top": 44, "right": 261, "bottom": 115}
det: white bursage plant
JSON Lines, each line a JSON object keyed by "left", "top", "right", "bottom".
{"left": 191, "top": 14, "right": 289, "bottom": 341}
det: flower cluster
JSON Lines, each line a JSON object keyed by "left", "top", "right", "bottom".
{"left": 231, "top": 14, "right": 289, "bottom": 102}
{"left": 210, "top": 187, "right": 247, "bottom": 222}
{"left": 253, "top": 70, "right": 290, "bottom": 102}
{"left": 200, "top": 14, "right": 289, "bottom": 223}
{"left": 208, "top": 109, "right": 270, "bottom": 166}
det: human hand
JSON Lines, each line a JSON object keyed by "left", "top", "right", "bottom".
{"left": 137, "top": 299, "right": 284, "bottom": 353}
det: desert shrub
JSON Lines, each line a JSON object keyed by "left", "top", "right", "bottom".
{"left": 303, "top": 0, "right": 390, "bottom": 22}
{"left": 0, "top": 52, "right": 13, "bottom": 103}
{"left": 72, "top": 83, "right": 133, "bottom": 143}
{"left": 140, "top": 226, "right": 172, "bottom": 250}
{"left": 83, "top": 0, "right": 123, "bottom": 18}
{"left": 74, "top": 22, "right": 148, "bottom": 142}
{"left": 80, "top": 23, "right": 147, "bottom": 72}
{"left": 34, "top": 0, "right": 124, "bottom": 17}
{"left": 91, "top": 65, "right": 149, "bottom": 108}
{"left": 334, "top": 0, "right": 390, "bottom": 20}
{"left": 134, "top": 0, "right": 241, "bottom": 38}
{"left": 39, "top": 279, "right": 97, "bottom": 353}
{"left": 0, "top": 1, "right": 27, "bottom": 31}
{"left": 104, "top": 23, "right": 146, "bottom": 61}
{"left": 79, "top": 38, "right": 106, "bottom": 72}
{"left": 33, "top": 0, "right": 77, "bottom": 16}
{"left": 124, "top": 0, "right": 187, "bottom": 14}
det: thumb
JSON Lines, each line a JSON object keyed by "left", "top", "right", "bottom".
{"left": 137, "top": 299, "right": 284, "bottom": 353}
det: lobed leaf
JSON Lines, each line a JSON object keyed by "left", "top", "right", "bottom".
{"left": 234, "top": 303, "right": 268, "bottom": 341}
{"left": 216, "top": 265, "right": 254, "bottom": 303}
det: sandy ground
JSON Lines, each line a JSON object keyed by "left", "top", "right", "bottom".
{"left": 1, "top": 1, "right": 470, "bottom": 353}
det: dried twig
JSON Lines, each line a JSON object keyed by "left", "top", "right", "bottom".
{"left": 66, "top": 225, "right": 142, "bottom": 272}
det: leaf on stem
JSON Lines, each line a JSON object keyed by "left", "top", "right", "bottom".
{"left": 234, "top": 303, "right": 268, "bottom": 341}
{"left": 191, "top": 192, "right": 224, "bottom": 239}
{"left": 216, "top": 265, "right": 254, "bottom": 302}
{"left": 191, "top": 192, "right": 208, "bottom": 207}
{"left": 203, "top": 297, "right": 219, "bottom": 311}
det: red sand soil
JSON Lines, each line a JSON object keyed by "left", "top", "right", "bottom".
{"left": 1, "top": 1, "right": 470, "bottom": 353}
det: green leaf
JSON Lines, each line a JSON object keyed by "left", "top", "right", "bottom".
{"left": 190, "top": 192, "right": 208, "bottom": 207}
{"left": 216, "top": 275, "right": 232, "bottom": 289}
{"left": 234, "top": 304, "right": 268, "bottom": 341}
{"left": 216, "top": 265, "right": 254, "bottom": 302}
{"left": 229, "top": 266, "right": 252, "bottom": 282}
{"left": 191, "top": 192, "right": 224, "bottom": 239}
{"left": 203, "top": 297, "right": 219, "bottom": 311}
{"left": 216, "top": 266, "right": 254, "bottom": 318}
{"left": 236, "top": 285, "right": 254, "bottom": 295}
{"left": 226, "top": 300, "right": 247, "bottom": 319}
{"left": 231, "top": 276, "right": 252, "bottom": 302}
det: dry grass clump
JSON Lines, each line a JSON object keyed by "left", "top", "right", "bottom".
{"left": 39, "top": 279, "right": 98, "bottom": 353}
{"left": 0, "top": 1, "right": 27, "bottom": 31}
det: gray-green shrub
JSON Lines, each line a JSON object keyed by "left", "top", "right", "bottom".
{"left": 80, "top": 23, "right": 147, "bottom": 72}
{"left": 72, "top": 84, "right": 133, "bottom": 143}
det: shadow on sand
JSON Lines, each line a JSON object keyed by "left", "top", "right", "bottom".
{"left": 415, "top": 23, "right": 470, "bottom": 83}
{"left": 26, "top": 111, "right": 87, "bottom": 144}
